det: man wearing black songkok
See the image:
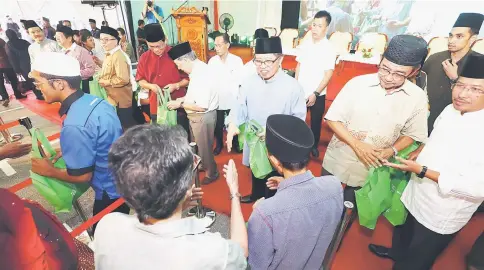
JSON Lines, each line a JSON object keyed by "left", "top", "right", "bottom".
{"left": 407, "top": 12, "right": 484, "bottom": 161}
{"left": 323, "top": 35, "right": 429, "bottom": 208}
{"left": 247, "top": 114, "right": 343, "bottom": 269}
{"left": 370, "top": 49, "right": 484, "bottom": 270}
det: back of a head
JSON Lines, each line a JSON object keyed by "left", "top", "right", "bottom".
{"left": 108, "top": 125, "right": 193, "bottom": 223}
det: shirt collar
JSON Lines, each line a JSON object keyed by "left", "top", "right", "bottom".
{"left": 107, "top": 45, "right": 121, "bottom": 55}
{"left": 63, "top": 42, "right": 77, "bottom": 52}
{"left": 59, "top": 90, "right": 84, "bottom": 116}
{"left": 135, "top": 216, "right": 209, "bottom": 238}
{"left": 277, "top": 171, "right": 315, "bottom": 192}
{"left": 260, "top": 69, "right": 284, "bottom": 83}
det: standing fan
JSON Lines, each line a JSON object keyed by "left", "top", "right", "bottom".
{"left": 219, "top": 13, "right": 234, "bottom": 34}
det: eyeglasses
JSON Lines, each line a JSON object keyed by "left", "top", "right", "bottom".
{"left": 100, "top": 38, "right": 117, "bottom": 43}
{"left": 453, "top": 82, "right": 484, "bottom": 96}
{"left": 378, "top": 66, "right": 407, "bottom": 81}
{"left": 32, "top": 79, "right": 59, "bottom": 90}
{"left": 253, "top": 56, "right": 281, "bottom": 67}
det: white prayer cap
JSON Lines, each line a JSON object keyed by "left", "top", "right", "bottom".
{"left": 32, "top": 52, "right": 81, "bottom": 77}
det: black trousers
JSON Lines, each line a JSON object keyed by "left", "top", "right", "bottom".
{"left": 18, "top": 70, "right": 43, "bottom": 99}
{"left": 117, "top": 107, "right": 141, "bottom": 131}
{"left": 390, "top": 213, "right": 457, "bottom": 270}
{"left": 250, "top": 170, "right": 280, "bottom": 201}
{"left": 150, "top": 110, "right": 191, "bottom": 141}
{"left": 309, "top": 94, "right": 326, "bottom": 148}
{"left": 0, "top": 68, "right": 21, "bottom": 100}
{"left": 92, "top": 192, "right": 130, "bottom": 233}
{"left": 214, "top": 109, "right": 238, "bottom": 149}
{"left": 80, "top": 78, "right": 92, "bottom": 94}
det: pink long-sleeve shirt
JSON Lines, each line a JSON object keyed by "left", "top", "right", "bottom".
{"left": 63, "top": 43, "right": 95, "bottom": 80}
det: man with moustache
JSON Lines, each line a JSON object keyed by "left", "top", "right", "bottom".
{"left": 296, "top": 10, "right": 336, "bottom": 158}
{"left": 322, "top": 35, "right": 429, "bottom": 206}
{"left": 226, "top": 37, "right": 306, "bottom": 203}
{"left": 208, "top": 32, "right": 243, "bottom": 155}
{"left": 135, "top": 23, "right": 190, "bottom": 137}
{"left": 25, "top": 20, "right": 60, "bottom": 99}
{"left": 407, "top": 12, "right": 483, "bottom": 160}
{"left": 369, "top": 52, "right": 484, "bottom": 270}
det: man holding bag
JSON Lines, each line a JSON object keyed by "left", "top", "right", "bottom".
{"left": 29, "top": 52, "right": 129, "bottom": 232}
{"left": 226, "top": 37, "right": 306, "bottom": 203}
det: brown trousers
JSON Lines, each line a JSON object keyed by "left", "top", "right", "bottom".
{"left": 188, "top": 110, "right": 218, "bottom": 178}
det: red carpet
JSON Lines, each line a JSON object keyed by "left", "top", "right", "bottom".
{"left": 15, "top": 93, "right": 483, "bottom": 270}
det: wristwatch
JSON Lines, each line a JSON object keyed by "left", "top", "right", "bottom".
{"left": 230, "top": 192, "right": 241, "bottom": 200}
{"left": 313, "top": 91, "right": 320, "bottom": 97}
{"left": 180, "top": 101, "right": 184, "bottom": 108}
{"left": 391, "top": 146, "right": 398, "bottom": 157}
{"left": 417, "top": 166, "right": 428, "bottom": 178}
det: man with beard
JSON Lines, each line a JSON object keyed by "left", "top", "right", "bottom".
{"left": 322, "top": 35, "right": 429, "bottom": 207}
{"left": 135, "top": 23, "right": 190, "bottom": 137}
{"left": 25, "top": 20, "right": 60, "bottom": 99}
{"left": 407, "top": 12, "right": 483, "bottom": 160}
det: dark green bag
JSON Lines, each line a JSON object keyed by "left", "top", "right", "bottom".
{"left": 355, "top": 142, "right": 419, "bottom": 229}
{"left": 30, "top": 128, "right": 90, "bottom": 213}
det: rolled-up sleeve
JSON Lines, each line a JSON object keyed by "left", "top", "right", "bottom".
{"left": 438, "top": 163, "right": 484, "bottom": 200}
{"left": 248, "top": 208, "right": 274, "bottom": 270}
{"left": 60, "top": 126, "right": 96, "bottom": 176}
{"left": 400, "top": 92, "right": 429, "bottom": 143}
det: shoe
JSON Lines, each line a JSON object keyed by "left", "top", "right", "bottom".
{"left": 15, "top": 94, "right": 27, "bottom": 100}
{"left": 202, "top": 172, "right": 219, "bottom": 185}
{"left": 240, "top": 195, "right": 256, "bottom": 204}
{"left": 368, "top": 244, "right": 395, "bottom": 261}
{"left": 311, "top": 148, "right": 320, "bottom": 158}
{"left": 1, "top": 99, "right": 10, "bottom": 107}
{"left": 213, "top": 145, "right": 222, "bottom": 156}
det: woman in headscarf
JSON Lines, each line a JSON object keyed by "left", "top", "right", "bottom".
{"left": 5, "top": 29, "right": 32, "bottom": 97}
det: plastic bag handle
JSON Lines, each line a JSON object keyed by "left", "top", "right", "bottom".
{"left": 31, "top": 128, "right": 56, "bottom": 159}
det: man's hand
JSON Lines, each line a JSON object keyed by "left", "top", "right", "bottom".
{"left": 407, "top": 144, "right": 424, "bottom": 161}
{"left": 92, "top": 56, "right": 102, "bottom": 66}
{"left": 256, "top": 128, "right": 266, "bottom": 141}
{"left": 223, "top": 159, "right": 239, "bottom": 195}
{"left": 386, "top": 20, "right": 403, "bottom": 29}
{"left": 383, "top": 157, "right": 423, "bottom": 174}
{"left": 183, "top": 184, "right": 203, "bottom": 210}
{"left": 442, "top": 59, "right": 458, "bottom": 81}
{"left": 146, "top": 83, "right": 160, "bottom": 92}
{"left": 167, "top": 100, "right": 181, "bottom": 110}
{"left": 0, "top": 142, "right": 31, "bottom": 160}
{"left": 376, "top": 147, "right": 395, "bottom": 161}
{"left": 351, "top": 140, "right": 382, "bottom": 168}
{"left": 266, "top": 176, "right": 284, "bottom": 190}
{"left": 164, "top": 83, "right": 179, "bottom": 93}
{"left": 31, "top": 157, "right": 55, "bottom": 177}
{"left": 226, "top": 123, "right": 240, "bottom": 152}
{"left": 306, "top": 93, "right": 317, "bottom": 107}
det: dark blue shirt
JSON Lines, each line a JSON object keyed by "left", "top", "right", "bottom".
{"left": 146, "top": 5, "right": 164, "bottom": 24}
{"left": 59, "top": 91, "right": 122, "bottom": 200}
{"left": 248, "top": 171, "right": 344, "bottom": 270}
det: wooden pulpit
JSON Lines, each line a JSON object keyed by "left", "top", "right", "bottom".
{"left": 172, "top": 7, "right": 209, "bottom": 62}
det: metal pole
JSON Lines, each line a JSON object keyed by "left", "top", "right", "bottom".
{"left": 0, "top": 116, "right": 24, "bottom": 144}
{"left": 73, "top": 200, "right": 93, "bottom": 239}
{"left": 189, "top": 142, "right": 204, "bottom": 218}
{"left": 322, "top": 201, "right": 355, "bottom": 270}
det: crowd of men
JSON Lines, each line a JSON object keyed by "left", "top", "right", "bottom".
{"left": 0, "top": 7, "right": 483, "bottom": 270}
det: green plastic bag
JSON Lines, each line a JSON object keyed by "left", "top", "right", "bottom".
{"left": 89, "top": 77, "right": 108, "bottom": 100}
{"left": 355, "top": 142, "right": 419, "bottom": 229}
{"left": 154, "top": 88, "right": 177, "bottom": 126}
{"left": 29, "top": 128, "right": 90, "bottom": 213}
{"left": 242, "top": 120, "right": 273, "bottom": 179}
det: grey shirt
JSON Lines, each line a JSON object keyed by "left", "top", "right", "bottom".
{"left": 95, "top": 214, "right": 247, "bottom": 270}
{"left": 248, "top": 171, "right": 344, "bottom": 270}
{"left": 228, "top": 70, "right": 306, "bottom": 166}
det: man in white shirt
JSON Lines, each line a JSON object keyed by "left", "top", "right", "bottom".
{"left": 167, "top": 42, "right": 219, "bottom": 184}
{"left": 369, "top": 52, "right": 484, "bottom": 270}
{"left": 296, "top": 10, "right": 337, "bottom": 158}
{"left": 208, "top": 33, "right": 243, "bottom": 156}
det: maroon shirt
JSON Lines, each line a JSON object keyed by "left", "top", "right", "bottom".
{"left": 135, "top": 46, "right": 188, "bottom": 115}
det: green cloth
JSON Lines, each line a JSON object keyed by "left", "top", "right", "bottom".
{"left": 89, "top": 77, "right": 108, "bottom": 100}
{"left": 29, "top": 128, "right": 89, "bottom": 213}
{"left": 355, "top": 142, "right": 419, "bottom": 229}
{"left": 239, "top": 120, "right": 273, "bottom": 179}
{"left": 154, "top": 88, "right": 177, "bottom": 126}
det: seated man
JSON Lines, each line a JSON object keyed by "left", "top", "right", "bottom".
{"left": 247, "top": 114, "right": 344, "bottom": 269}
{"left": 95, "top": 125, "right": 247, "bottom": 269}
